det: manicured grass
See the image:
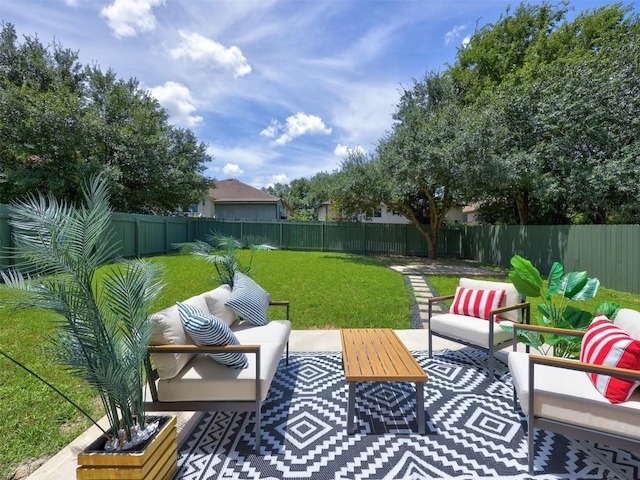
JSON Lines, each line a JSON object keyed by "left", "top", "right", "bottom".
{"left": 0, "top": 251, "right": 412, "bottom": 478}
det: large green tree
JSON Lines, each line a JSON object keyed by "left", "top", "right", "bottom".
{"left": 452, "top": 2, "right": 640, "bottom": 225}
{"left": 0, "top": 23, "right": 212, "bottom": 213}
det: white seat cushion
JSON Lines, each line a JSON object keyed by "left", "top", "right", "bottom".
{"left": 459, "top": 278, "right": 522, "bottom": 322}
{"left": 508, "top": 351, "right": 640, "bottom": 440}
{"left": 232, "top": 320, "right": 291, "bottom": 346}
{"left": 430, "top": 313, "right": 513, "bottom": 347}
{"left": 156, "top": 341, "right": 286, "bottom": 402}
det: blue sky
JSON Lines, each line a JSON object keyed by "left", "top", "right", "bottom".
{"left": 1, "top": 0, "right": 632, "bottom": 189}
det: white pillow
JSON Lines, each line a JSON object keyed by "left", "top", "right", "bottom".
{"left": 202, "top": 284, "right": 237, "bottom": 327}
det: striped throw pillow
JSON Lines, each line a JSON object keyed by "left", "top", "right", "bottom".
{"left": 225, "top": 272, "right": 271, "bottom": 326}
{"left": 177, "top": 302, "right": 248, "bottom": 369}
{"left": 580, "top": 314, "right": 640, "bottom": 403}
{"left": 449, "top": 286, "right": 506, "bottom": 321}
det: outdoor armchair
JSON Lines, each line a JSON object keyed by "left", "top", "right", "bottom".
{"left": 427, "top": 277, "right": 530, "bottom": 380}
{"left": 508, "top": 314, "right": 640, "bottom": 475}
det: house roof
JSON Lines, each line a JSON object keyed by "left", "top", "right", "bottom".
{"left": 209, "top": 179, "right": 280, "bottom": 203}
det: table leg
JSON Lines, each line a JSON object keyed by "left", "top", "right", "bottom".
{"left": 347, "top": 381, "right": 356, "bottom": 434}
{"left": 416, "top": 381, "right": 425, "bottom": 434}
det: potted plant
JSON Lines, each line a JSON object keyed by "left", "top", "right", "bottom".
{"left": 507, "top": 254, "right": 619, "bottom": 358}
{"left": 0, "top": 175, "right": 177, "bottom": 479}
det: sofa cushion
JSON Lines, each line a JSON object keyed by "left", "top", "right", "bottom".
{"left": 508, "top": 351, "right": 640, "bottom": 440}
{"left": 459, "top": 278, "right": 522, "bottom": 323}
{"left": 156, "top": 341, "right": 286, "bottom": 402}
{"left": 429, "top": 313, "right": 512, "bottom": 347}
{"left": 177, "top": 302, "right": 248, "bottom": 369}
{"left": 450, "top": 286, "right": 506, "bottom": 321}
{"left": 225, "top": 272, "right": 271, "bottom": 326}
{"left": 232, "top": 320, "right": 292, "bottom": 347}
{"left": 580, "top": 314, "right": 640, "bottom": 403}
{"left": 149, "top": 293, "right": 208, "bottom": 379}
{"left": 614, "top": 308, "right": 640, "bottom": 340}
{"left": 202, "top": 284, "right": 237, "bottom": 327}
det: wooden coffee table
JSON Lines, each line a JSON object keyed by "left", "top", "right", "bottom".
{"left": 340, "top": 328, "right": 428, "bottom": 434}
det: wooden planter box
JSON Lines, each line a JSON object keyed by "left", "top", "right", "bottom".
{"left": 76, "top": 415, "right": 177, "bottom": 480}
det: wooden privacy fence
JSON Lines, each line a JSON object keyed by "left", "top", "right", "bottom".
{"left": 1, "top": 207, "right": 639, "bottom": 294}
{"left": 463, "top": 224, "right": 640, "bottom": 296}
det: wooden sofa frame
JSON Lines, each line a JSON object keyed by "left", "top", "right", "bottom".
{"left": 511, "top": 323, "right": 640, "bottom": 474}
{"left": 144, "top": 301, "right": 290, "bottom": 453}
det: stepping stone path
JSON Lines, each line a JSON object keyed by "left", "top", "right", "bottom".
{"left": 389, "top": 263, "right": 505, "bottom": 329}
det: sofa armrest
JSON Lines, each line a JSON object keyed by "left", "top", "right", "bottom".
{"left": 148, "top": 344, "right": 260, "bottom": 355}
{"left": 529, "top": 354, "right": 640, "bottom": 381}
{"left": 269, "top": 300, "right": 290, "bottom": 321}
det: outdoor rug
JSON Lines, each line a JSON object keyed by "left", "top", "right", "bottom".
{"left": 175, "top": 350, "right": 640, "bottom": 480}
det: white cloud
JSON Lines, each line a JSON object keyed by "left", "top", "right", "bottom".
{"left": 444, "top": 24, "right": 467, "bottom": 45}
{"left": 462, "top": 34, "right": 472, "bottom": 47}
{"left": 148, "top": 81, "right": 202, "bottom": 127}
{"left": 222, "top": 163, "right": 244, "bottom": 176}
{"left": 64, "top": 0, "right": 79, "bottom": 6}
{"left": 334, "top": 144, "right": 366, "bottom": 158}
{"left": 170, "top": 31, "right": 251, "bottom": 78}
{"left": 260, "top": 173, "right": 290, "bottom": 189}
{"left": 100, "top": 0, "right": 164, "bottom": 38}
{"left": 262, "top": 113, "right": 332, "bottom": 146}
{"left": 260, "top": 120, "right": 281, "bottom": 139}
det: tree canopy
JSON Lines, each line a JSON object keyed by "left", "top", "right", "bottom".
{"left": 272, "top": 2, "right": 640, "bottom": 258}
{"left": 0, "top": 22, "right": 212, "bottom": 213}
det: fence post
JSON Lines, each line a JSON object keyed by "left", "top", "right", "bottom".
{"left": 135, "top": 218, "right": 141, "bottom": 257}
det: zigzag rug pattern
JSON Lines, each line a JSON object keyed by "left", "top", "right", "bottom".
{"left": 175, "top": 350, "right": 639, "bottom": 479}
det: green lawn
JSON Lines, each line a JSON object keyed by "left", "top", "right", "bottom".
{"left": 0, "top": 251, "right": 412, "bottom": 479}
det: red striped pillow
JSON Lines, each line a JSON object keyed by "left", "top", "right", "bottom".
{"left": 449, "top": 287, "right": 506, "bottom": 321}
{"left": 580, "top": 314, "right": 640, "bottom": 404}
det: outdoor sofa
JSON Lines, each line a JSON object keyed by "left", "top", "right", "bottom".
{"left": 509, "top": 308, "right": 640, "bottom": 474}
{"left": 143, "top": 275, "right": 291, "bottom": 452}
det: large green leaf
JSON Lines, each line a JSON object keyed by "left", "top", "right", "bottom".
{"left": 594, "top": 302, "right": 620, "bottom": 319}
{"left": 560, "top": 306, "right": 592, "bottom": 330}
{"left": 568, "top": 277, "right": 599, "bottom": 301}
{"left": 562, "top": 271, "right": 588, "bottom": 298}
{"left": 508, "top": 255, "right": 542, "bottom": 297}
{"left": 545, "top": 262, "right": 564, "bottom": 299}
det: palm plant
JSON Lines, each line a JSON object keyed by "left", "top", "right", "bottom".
{"left": 0, "top": 175, "right": 164, "bottom": 447}
{"left": 175, "top": 231, "right": 275, "bottom": 287}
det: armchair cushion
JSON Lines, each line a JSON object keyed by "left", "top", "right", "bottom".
{"left": 580, "top": 314, "right": 640, "bottom": 403}
{"left": 429, "top": 313, "right": 513, "bottom": 347}
{"left": 508, "top": 351, "right": 640, "bottom": 439}
{"left": 450, "top": 286, "right": 506, "bottom": 321}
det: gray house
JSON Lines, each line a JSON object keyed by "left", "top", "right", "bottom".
{"left": 198, "top": 178, "right": 289, "bottom": 220}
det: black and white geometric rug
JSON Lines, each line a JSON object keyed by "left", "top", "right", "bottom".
{"left": 175, "top": 350, "right": 640, "bottom": 480}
